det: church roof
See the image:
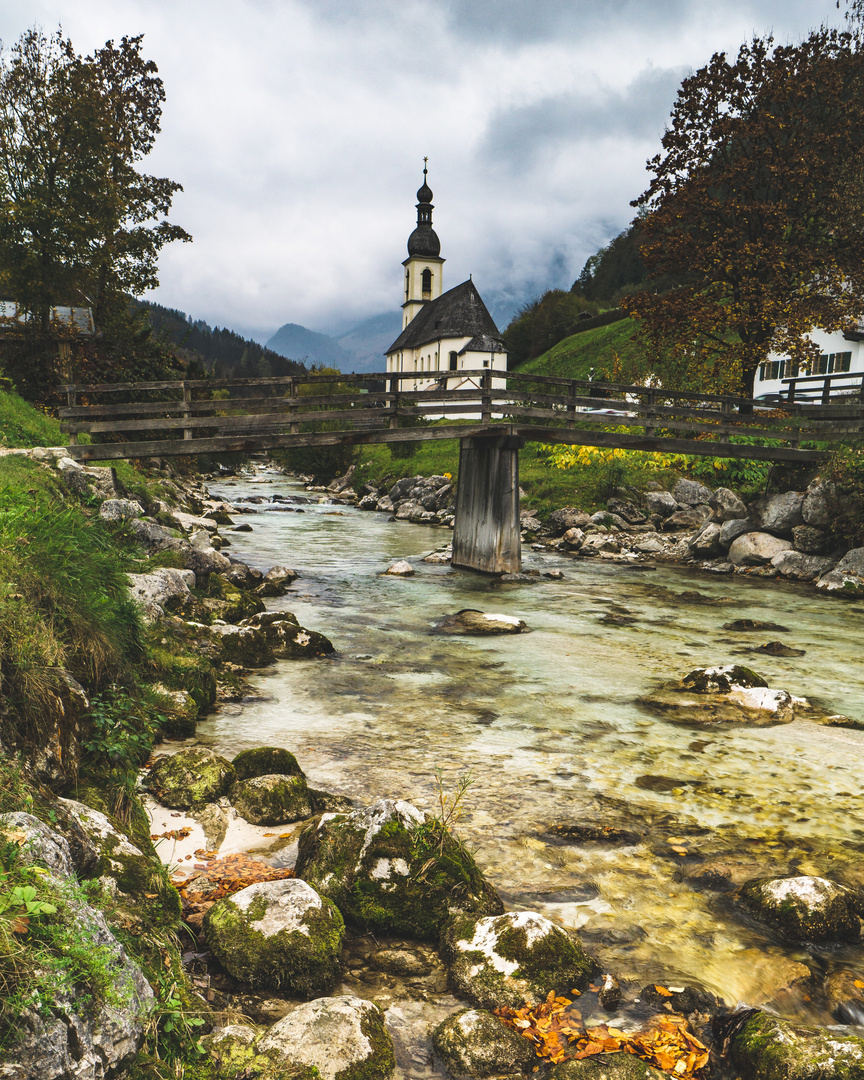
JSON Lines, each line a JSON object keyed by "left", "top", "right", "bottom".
{"left": 386, "top": 279, "right": 505, "bottom": 355}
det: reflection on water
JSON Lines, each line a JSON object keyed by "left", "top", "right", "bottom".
{"left": 199, "top": 469, "right": 864, "bottom": 1017}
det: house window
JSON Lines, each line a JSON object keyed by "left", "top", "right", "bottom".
{"left": 449, "top": 351, "right": 457, "bottom": 370}
{"left": 482, "top": 359, "right": 489, "bottom": 368}
{"left": 422, "top": 268, "right": 432, "bottom": 298}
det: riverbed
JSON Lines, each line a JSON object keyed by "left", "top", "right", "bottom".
{"left": 199, "top": 468, "right": 864, "bottom": 1020}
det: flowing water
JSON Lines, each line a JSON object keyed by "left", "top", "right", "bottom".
{"left": 199, "top": 468, "right": 864, "bottom": 1019}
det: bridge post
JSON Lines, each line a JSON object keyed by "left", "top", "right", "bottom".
{"left": 452, "top": 434, "right": 523, "bottom": 574}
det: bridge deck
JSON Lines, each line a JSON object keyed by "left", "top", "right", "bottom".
{"left": 57, "top": 369, "right": 862, "bottom": 463}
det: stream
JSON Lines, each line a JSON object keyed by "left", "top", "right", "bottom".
{"left": 198, "top": 467, "right": 864, "bottom": 1025}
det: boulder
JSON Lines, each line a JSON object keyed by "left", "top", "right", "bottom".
{"left": 232, "top": 747, "right": 305, "bottom": 781}
{"left": 242, "top": 610, "right": 335, "bottom": 658}
{"left": 208, "top": 623, "right": 274, "bottom": 667}
{"left": 727, "top": 532, "right": 791, "bottom": 566}
{"left": 606, "top": 497, "right": 647, "bottom": 524}
{"left": 441, "top": 910, "right": 598, "bottom": 1010}
{"left": 672, "top": 479, "right": 713, "bottom": 506}
{"left": 771, "top": 550, "right": 836, "bottom": 582}
{"left": 644, "top": 491, "right": 678, "bottom": 517}
{"left": 384, "top": 560, "right": 415, "bottom": 576}
{"left": 127, "top": 567, "right": 196, "bottom": 621}
{"left": 431, "top": 1008, "right": 536, "bottom": 1079}
{"left": 231, "top": 774, "right": 313, "bottom": 825}
{"left": 98, "top": 498, "right": 144, "bottom": 522}
{"left": 682, "top": 665, "right": 767, "bottom": 694}
{"left": 258, "top": 996, "right": 394, "bottom": 1080}
{"left": 589, "top": 510, "right": 630, "bottom": 530}
{"left": 737, "top": 876, "right": 861, "bottom": 943}
{"left": 294, "top": 798, "right": 503, "bottom": 940}
{"left": 816, "top": 547, "right": 864, "bottom": 595}
{"left": 435, "top": 610, "right": 527, "bottom": 635}
{"left": 792, "top": 524, "right": 829, "bottom": 555}
{"left": 57, "top": 459, "right": 119, "bottom": 500}
{"left": 720, "top": 1008, "right": 864, "bottom": 1080}
{"left": 748, "top": 490, "right": 805, "bottom": 537}
{"left": 547, "top": 507, "right": 592, "bottom": 534}
{"left": 357, "top": 494, "right": 379, "bottom": 510}
{"left": 147, "top": 748, "right": 236, "bottom": 809}
{"left": 263, "top": 565, "right": 298, "bottom": 590}
{"left": 377, "top": 495, "right": 395, "bottom": 513}
{"left": 688, "top": 522, "right": 723, "bottom": 557}
{"left": 2, "top": 897, "right": 154, "bottom": 1080}
{"left": 718, "top": 518, "right": 751, "bottom": 548}
{"left": 204, "top": 879, "right": 344, "bottom": 995}
{"left": 0, "top": 812, "right": 75, "bottom": 876}
{"left": 661, "top": 506, "right": 711, "bottom": 531}
{"left": 802, "top": 479, "right": 836, "bottom": 527}
{"left": 562, "top": 527, "right": 585, "bottom": 550}
{"left": 825, "top": 970, "right": 864, "bottom": 1025}
{"left": 199, "top": 1025, "right": 302, "bottom": 1080}
{"left": 708, "top": 486, "right": 748, "bottom": 522}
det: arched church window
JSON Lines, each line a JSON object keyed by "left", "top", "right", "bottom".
{"left": 449, "top": 351, "right": 458, "bottom": 371}
{"left": 421, "top": 268, "right": 432, "bottom": 298}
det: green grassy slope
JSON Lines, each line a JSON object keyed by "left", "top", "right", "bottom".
{"left": 0, "top": 389, "right": 65, "bottom": 447}
{"left": 516, "top": 316, "right": 644, "bottom": 381}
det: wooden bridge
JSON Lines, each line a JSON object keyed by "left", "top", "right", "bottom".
{"left": 58, "top": 369, "right": 864, "bottom": 574}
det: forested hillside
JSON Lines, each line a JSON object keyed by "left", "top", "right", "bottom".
{"left": 140, "top": 301, "right": 307, "bottom": 379}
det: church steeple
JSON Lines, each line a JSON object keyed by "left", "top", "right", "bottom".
{"left": 402, "top": 159, "right": 444, "bottom": 328}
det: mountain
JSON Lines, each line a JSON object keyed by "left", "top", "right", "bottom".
{"left": 265, "top": 323, "right": 350, "bottom": 369}
{"left": 335, "top": 312, "right": 402, "bottom": 374}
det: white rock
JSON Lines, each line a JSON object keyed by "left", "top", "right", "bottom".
{"left": 727, "top": 532, "right": 792, "bottom": 566}
{"left": 384, "top": 560, "right": 415, "bottom": 576}
{"left": 127, "top": 568, "right": 196, "bottom": 621}
{"left": 258, "top": 996, "right": 393, "bottom": 1080}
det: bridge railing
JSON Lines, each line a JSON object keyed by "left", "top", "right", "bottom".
{"left": 56, "top": 368, "right": 864, "bottom": 461}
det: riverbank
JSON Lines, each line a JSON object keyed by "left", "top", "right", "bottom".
{"left": 2, "top": 403, "right": 864, "bottom": 1077}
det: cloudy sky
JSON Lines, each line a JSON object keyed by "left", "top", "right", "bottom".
{"left": 0, "top": 0, "right": 846, "bottom": 340}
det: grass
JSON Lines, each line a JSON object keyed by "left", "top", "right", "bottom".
{"left": 516, "top": 316, "right": 646, "bottom": 381}
{"left": 0, "top": 389, "right": 64, "bottom": 449}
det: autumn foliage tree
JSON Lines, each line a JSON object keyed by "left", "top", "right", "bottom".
{"left": 623, "top": 28, "right": 864, "bottom": 398}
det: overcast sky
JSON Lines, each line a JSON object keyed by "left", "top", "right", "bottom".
{"left": 0, "top": 0, "right": 846, "bottom": 340}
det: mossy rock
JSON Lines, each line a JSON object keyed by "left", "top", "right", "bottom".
{"left": 549, "top": 1056, "right": 668, "bottom": 1079}
{"left": 204, "top": 879, "right": 344, "bottom": 995}
{"left": 431, "top": 1008, "right": 536, "bottom": 1079}
{"left": 200, "top": 1025, "right": 319, "bottom": 1080}
{"left": 257, "top": 995, "right": 395, "bottom": 1080}
{"left": 70, "top": 781, "right": 157, "bottom": 857}
{"left": 440, "top": 910, "right": 599, "bottom": 1010}
{"left": 231, "top": 774, "right": 313, "bottom": 825}
{"left": 294, "top": 798, "right": 503, "bottom": 941}
{"left": 233, "top": 747, "right": 305, "bottom": 781}
{"left": 209, "top": 625, "right": 274, "bottom": 668}
{"left": 721, "top": 1007, "right": 864, "bottom": 1078}
{"left": 737, "top": 876, "right": 861, "bottom": 944}
{"left": 147, "top": 747, "right": 235, "bottom": 810}
{"left": 682, "top": 665, "right": 768, "bottom": 693}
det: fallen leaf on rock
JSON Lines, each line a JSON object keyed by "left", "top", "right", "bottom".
{"left": 193, "top": 849, "right": 218, "bottom": 860}
{"left": 151, "top": 827, "right": 193, "bottom": 841}
{"left": 654, "top": 985, "right": 674, "bottom": 996}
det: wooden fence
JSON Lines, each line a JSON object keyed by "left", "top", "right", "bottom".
{"left": 57, "top": 369, "right": 864, "bottom": 463}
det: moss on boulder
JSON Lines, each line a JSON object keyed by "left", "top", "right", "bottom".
{"left": 204, "top": 878, "right": 344, "bottom": 996}
{"left": 147, "top": 747, "right": 236, "bottom": 810}
{"left": 200, "top": 1025, "right": 321, "bottom": 1080}
{"left": 737, "top": 876, "right": 861, "bottom": 943}
{"left": 233, "top": 747, "right": 305, "bottom": 781}
{"left": 440, "top": 910, "right": 599, "bottom": 1010}
{"left": 431, "top": 1008, "right": 536, "bottom": 1079}
{"left": 294, "top": 798, "right": 503, "bottom": 941}
{"left": 721, "top": 1008, "right": 864, "bottom": 1079}
{"left": 257, "top": 995, "right": 395, "bottom": 1080}
{"left": 231, "top": 774, "right": 313, "bottom": 825}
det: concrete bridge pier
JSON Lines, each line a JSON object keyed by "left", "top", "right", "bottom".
{"left": 452, "top": 434, "right": 523, "bottom": 574}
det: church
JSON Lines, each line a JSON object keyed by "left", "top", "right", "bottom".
{"left": 384, "top": 167, "right": 507, "bottom": 389}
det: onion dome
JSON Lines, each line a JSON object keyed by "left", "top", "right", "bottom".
{"left": 407, "top": 161, "right": 440, "bottom": 257}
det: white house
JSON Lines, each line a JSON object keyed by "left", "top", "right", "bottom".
{"left": 753, "top": 324, "right": 863, "bottom": 400}
{"left": 385, "top": 167, "right": 507, "bottom": 391}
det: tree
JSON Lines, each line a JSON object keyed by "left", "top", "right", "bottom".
{"left": 623, "top": 29, "right": 864, "bottom": 397}
{"left": 0, "top": 28, "right": 189, "bottom": 390}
